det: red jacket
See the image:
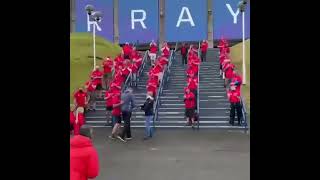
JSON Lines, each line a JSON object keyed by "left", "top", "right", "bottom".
{"left": 70, "top": 135, "right": 99, "bottom": 180}
{"left": 73, "top": 112, "right": 85, "bottom": 135}
{"left": 85, "top": 80, "right": 97, "bottom": 92}
{"left": 225, "top": 63, "right": 235, "bottom": 79}
{"left": 187, "top": 77, "right": 198, "bottom": 91}
{"left": 227, "top": 90, "right": 241, "bottom": 103}
{"left": 105, "top": 91, "right": 113, "bottom": 107}
{"left": 123, "top": 45, "right": 131, "bottom": 56}
{"left": 150, "top": 43, "right": 157, "bottom": 53}
{"left": 102, "top": 59, "right": 113, "bottom": 74}
{"left": 231, "top": 74, "right": 242, "bottom": 93}
{"left": 181, "top": 45, "right": 187, "bottom": 55}
{"left": 161, "top": 46, "right": 170, "bottom": 58}
{"left": 184, "top": 92, "right": 195, "bottom": 108}
{"left": 74, "top": 91, "right": 87, "bottom": 107}
{"left": 90, "top": 70, "right": 103, "bottom": 85}
{"left": 201, "top": 42, "right": 208, "bottom": 52}
{"left": 112, "top": 94, "right": 121, "bottom": 116}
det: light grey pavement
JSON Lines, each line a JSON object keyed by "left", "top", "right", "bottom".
{"left": 91, "top": 128, "right": 250, "bottom": 180}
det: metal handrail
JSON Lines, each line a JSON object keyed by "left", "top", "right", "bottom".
{"left": 197, "top": 41, "right": 201, "bottom": 130}
{"left": 137, "top": 50, "right": 149, "bottom": 81}
{"left": 240, "top": 96, "right": 248, "bottom": 131}
{"left": 153, "top": 50, "right": 174, "bottom": 128}
{"left": 122, "top": 72, "right": 132, "bottom": 93}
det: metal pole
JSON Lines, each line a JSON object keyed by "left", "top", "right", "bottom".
{"left": 93, "top": 23, "right": 96, "bottom": 70}
{"left": 242, "top": 11, "right": 246, "bottom": 85}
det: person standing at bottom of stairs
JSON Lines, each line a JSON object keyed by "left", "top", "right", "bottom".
{"left": 141, "top": 91, "right": 154, "bottom": 140}
{"left": 119, "top": 88, "right": 136, "bottom": 141}
{"left": 184, "top": 88, "right": 196, "bottom": 128}
{"left": 227, "top": 84, "right": 243, "bottom": 126}
{"left": 109, "top": 92, "right": 123, "bottom": 141}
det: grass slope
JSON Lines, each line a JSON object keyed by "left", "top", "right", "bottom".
{"left": 230, "top": 39, "right": 250, "bottom": 115}
{"left": 70, "top": 32, "right": 121, "bottom": 103}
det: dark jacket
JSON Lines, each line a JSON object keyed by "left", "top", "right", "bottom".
{"left": 141, "top": 97, "right": 154, "bottom": 116}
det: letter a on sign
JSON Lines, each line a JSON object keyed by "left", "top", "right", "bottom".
{"left": 176, "top": 7, "right": 195, "bottom": 27}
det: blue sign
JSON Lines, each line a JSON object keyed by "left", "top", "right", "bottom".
{"left": 165, "top": 0, "right": 207, "bottom": 42}
{"left": 75, "top": 0, "right": 114, "bottom": 42}
{"left": 213, "top": 0, "right": 250, "bottom": 40}
{"left": 118, "top": 0, "right": 159, "bottom": 44}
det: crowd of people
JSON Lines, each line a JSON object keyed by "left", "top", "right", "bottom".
{"left": 218, "top": 38, "right": 244, "bottom": 126}
{"left": 70, "top": 39, "right": 246, "bottom": 180}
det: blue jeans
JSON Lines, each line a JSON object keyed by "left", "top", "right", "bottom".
{"left": 145, "top": 116, "right": 154, "bottom": 137}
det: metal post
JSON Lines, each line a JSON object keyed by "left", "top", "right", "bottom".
{"left": 242, "top": 11, "right": 246, "bottom": 85}
{"left": 114, "top": 0, "right": 119, "bottom": 44}
{"left": 93, "top": 23, "right": 96, "bottom": 70}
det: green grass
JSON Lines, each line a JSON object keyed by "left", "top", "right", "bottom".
{"left": 70, "top": 32, "right": 121, "bottom": 103}
{"left": 230, "top": 39, "right": 250, "bottom": 116}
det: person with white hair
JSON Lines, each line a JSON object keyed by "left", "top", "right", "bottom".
{"left": 149, "top": 40, "right": 158, "bottom": 65}
{"left": 141, "top": 91, "right": 155, "bottom": 140}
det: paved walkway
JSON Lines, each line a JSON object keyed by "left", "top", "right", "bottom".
{"left": 91, "top": 128, "right": 250, "bottom": 180}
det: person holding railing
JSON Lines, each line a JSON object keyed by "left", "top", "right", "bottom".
{"left": 187, "top": 73, "right": 198, "bottom": 109}
{"left": 227, "top": 84, "right": 242, "bottom": 126}
{"left": 85, "top": 79, "right": 97, "bottom": 111}
{"left": 184, "top": 87, "right": 196, "bottom": 128}
{"left": 223, "top": 61, "right": 235, "bottom": 88}
{"left": 101, "top": 56, "right": 113, "bottom": 90}
{"left": 230, "top": 70, "right": 243, "bottom": 93}
{"left": 149, "top": 40, "right": 158, "bottom": 65}
{"left": 179, "top": 43, "right": 188, "bottom": 65}
{"left": 200, "top": 40, "right": 209, "bottom": 62}
{"left": 161, "top": 42, "right": 170, "bottom": 59}
{"left": 109, "top": 91, "right": 122, "bottom": 140}
{"left": 141, "top": 91, "right": 154, "bottom": 140}
{"left": 74, "top": 87, "right": 87, "bottom": 110}
{"left": 90, "top": 66, "right": 104, "bottom": 99}
{"left": 122, "top": 42, "right": 132, "bottom": 60}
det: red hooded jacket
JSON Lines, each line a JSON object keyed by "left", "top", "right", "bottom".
{"left": 201, "top": 42, "right": 208, "bottom": 52}
{"left": 74, "top": 91, "right": 87, "bottom": 107}
{"left": 227, "top": 90, "right": 241, "bottom": 103}
{"left": 184, "top": 92, "right": 195, "bottom": 109}
{"left": 70, "top": 135, "right": 99, "bottom": 180}
{"left": 90, "top": 70, "right": 103, "bottom": 85}
{"left": 150, "top": 43, "right": 157, "bottom": 53}
{"left": 102, "top": 59, "right": 113, "bottom": 74}
{"left": 123, "top": 45, "right": 131, "bottom": 56}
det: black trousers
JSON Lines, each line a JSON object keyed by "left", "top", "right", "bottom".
{"left": 182, "top": 54, "right": 187, "bottom": 65}
{"left": 201, "top": 51, "right": 207, "bottom": 62}
{"left": 230, "top": 102, "right": 242, "bottom": 125}
{"left": 121, "top": 111, "right": 132, "bottom": 138}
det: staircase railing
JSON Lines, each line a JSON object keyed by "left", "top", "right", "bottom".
{"left": 153, "top": 50, "right": 174, "bottom": 128}
{"left": 137, "top": 50, "right": 149, "bottom": 83}
{"left": 197, "top": 41, "right": 201, "bottom": 130}
{"left": 240, "top": 96, "right": 249, "bottom": 132}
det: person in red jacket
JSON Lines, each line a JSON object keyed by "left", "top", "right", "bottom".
{"left": 200, "top": 40, "right": 209, "bottom": 62}
{"left": 224, "top": 62, "right": 235, "bottom": 88}
{"left": 70, "top": 126, "right": 99, "bottom": 180}
{"left": 73, "top": 107, "right": 85, "bottom": 135}
{"left": 85, "top": 79, "right": 97, "bottom": 111}
{"left": 122, "top": 42, "right": 131, "bottom": 59}
{"left": 102, "top": 57, "right": 113, "bottom": 89}
{"left": 91, "top": 66, "right": 103, "bottom": 99}
{"left": 149, "top": 40, "right": 158, "bottom": 65}
{"left": 230, "top": 71, "right": 242, "bottom": 93}
{"left": 109, "top": 92, "right": 122, "bottom": 140}
{"left": 187, "top": 73, "right": 198, "bottom": 109}
{"left": 74, "top": 87, "right": 87, "bottom": 109}
{"left": 161, "top": 42, "right": 170, "bottom": 58}
{"left": 184, "top": 88, "right": 196, "bottom": 127}
{"left": 180, "top": 43, "right": 188, "bottom": 65}
{"left": 227, "top": 84, "right": 242, "bottom": 126}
